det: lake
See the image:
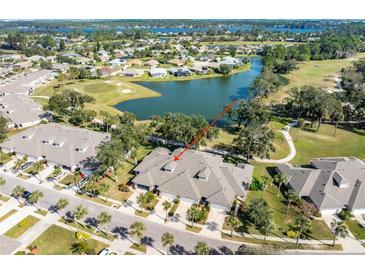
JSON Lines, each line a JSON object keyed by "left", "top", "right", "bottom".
{"left": 115, "top": 57, "right": 263, "bottom": 122}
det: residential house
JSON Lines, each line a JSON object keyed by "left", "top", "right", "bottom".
{"left": 146, "top": 59, "right": 159, "bottom": 67}
{"left": 131, "top": 147, "right": 254, "bottom": 211}
{"left": 0, "top": 123, "right": 109, "bottom": 174}
{"left": 122, "top": 68, "right": 144, "bottom": 77}
{"left": 149, "top": 67, "right": 167, "bottom": 78}
{"left": 0, "top": 94, "right": 49, "bottom": 128}
{"left": 97, "top": 67, "right": 122, "bottom": 77}
{"left": 277, "top": 157, "right": 365, "bottom": 215}
{"left": 168, "top": 58, "right": 185, "bottom": 67}
{"left": 171, "top": 67, "right": 192, "bottom": 77}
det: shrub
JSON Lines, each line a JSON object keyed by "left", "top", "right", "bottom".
{"left": 337, "top": 208, "right": 353, "bottom": 221}
{"left": 19, "top": 219, "right": 30, "bottom": 227}
{"left": 15, "top": 251, "right": 26, "bottom": 255}
{"left": 76, "top": 231, "right": 90, "bottom": 240}
{"left": 286, "top": 230, "right": 299, "bottom": 238}
{"left": 249, "top": 177, "right": 264, "bottom": 191}
{"left": 144, "top": 191, "right": 155, "bottom": 203}
{"left": 119, "top": 185, "right": 130, "bottom": 192}
{"left": 173, "top": 197, "right": 180, "bottom": 204}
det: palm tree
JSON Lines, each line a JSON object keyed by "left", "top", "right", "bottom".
{"left": 98, "top": 183, "right": 110, "bottom": 202}
{"left": 260, "top": 219, "right": 275, "bottom": 240}
{"left": 330, "top": 219, "right": 349, "bottom": 247}
{"left": 11, "top": 185, "right": 25, "bottom": 205}
{"left": 56, "top": 198, "right": 69, "bottom": 218}
{"left": 293, "top": 215, "right": 311, "bottom": 246}
{"left": 286, "top": 190, "right": 300, "bottom": 215}
{"left": 71, "top": 241, "right": 90, "bottom": 255}
{"left": 136, "top": 193, "right": 147, "bottom": 213}
{"left": 72, "top": 205, "right": 88, "bottom": 232}
{"left": 161, "top": 232, "right": 174, "bottom": 255}
{"left": 194, "top": 241, "right": 210, "bottom": 255}
{"left": 273, "top": 174, "right": 288, "bottom": 196}
{"left": 162, "top": 200, "right": 172, "bottom": 222}
{"left": 187, "top": 204, "right": 201, "bottom": 228}
{"left": 97, "top": 211, "right": 112, "bottom": 234}
{"left": 227, "top": 215, "right": 240, "bottom": 237}
{"left": 0, "top": 177, "right": 6, "bottom": 199}
{"left": 28, "top": 190, "right": 43, "bottom": 209}
{"left": 129, "top": 221, "right": 146, "bottom": 247}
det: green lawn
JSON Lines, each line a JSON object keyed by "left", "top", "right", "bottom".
{"left": 268, "top": 53, "right": 365, "bottom": 103}
{"left": 0, "top": 152, "right": 13, "bottom": 164}
{"left": 33, "top": 78, "right": 160, "bottom": 115}
{"left": 221, "top": 232, "right": 341, "bottom": 251}
{"left": 0, "top": 209, "right": 17, "bottom": 222}
{"left": 30, "top": 225, "right": 108, "bottom": 255}
{"left": 99, "top": 144, "right": 153, "bottom": 202}
{"left": 5, "top": 215, "right": 40, "bottom": 239}
{"left": 345, "top": 220, "right": 365, "bottom": 240}
{"left": 59, "top": 173, "right": 82, "bottom": 186}
{"left": 245, "top": 183, "right": 333, "bottom": 240}
{"left": 0, "top": 195, "right": 10, "bottom": 203}
{"left": 23, "top": 162, "right": 45, "bottom": 175}
{"left": 290, "top": 124, "right": 365, "bottom": 165}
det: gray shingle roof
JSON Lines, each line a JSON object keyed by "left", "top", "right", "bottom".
{"left": 0, "top": 94, "right": 48, "bottom": 126}
{"left": 278, "top": 157, "right": 365, "bottom": 211}
{"left": 0, "top": 123, "right": 109, "bottom": 169}
{"left": 132, "top": 147, "right": 253, "bottom": 208}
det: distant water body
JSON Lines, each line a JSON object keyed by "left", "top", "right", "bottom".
{"left": 115, "top": 57, "right": 263, "bottom": 122}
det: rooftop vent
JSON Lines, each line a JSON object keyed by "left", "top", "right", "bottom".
{"left": 333, "top": 172, "right": 349, "bottom": 188}
{"left": 163, "top": 161, "right": 176, "bottom": 172}
{"left": 197, "top": 167, "right": 211, "bottom": 181}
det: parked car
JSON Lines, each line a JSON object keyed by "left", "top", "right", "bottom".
{"left": 98, "top": 248, "right": 111, "bottom": 255}
{"left": 22, "top": 191, "right": 32, "bottom": 199}
{"left": 20, "top": 161, "right": 34, "bottom": 171}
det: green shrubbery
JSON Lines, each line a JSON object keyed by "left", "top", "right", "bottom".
{"left": 337, "top": 208, "right": 353, "bottom": 221}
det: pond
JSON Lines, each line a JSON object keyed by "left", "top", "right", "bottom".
{"left": 114, "top": 57, "right": 263, "bottom": 122}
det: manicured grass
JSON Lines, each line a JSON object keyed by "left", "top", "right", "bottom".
{"left": 0, "top": 152, "right": 13, "bottom": 164}
{"left": 23, "top": 163, "right": 45, "bottom": 175}
{"left": 30, "top": 225, "right": 108, "bottom": 255}
{"left": 75, "top": 193, "right": 113, "bottom": 207}
{"left": 35, "top": 209, "right": 48, "bottom": 217}
{"left": 58, "top": 218, "right": 114, "bottom": 241}
{"left": 221, "top": 232, "right": 342, "bottom": 251}
{"left": 17, "top": 174, "right": 30, "bottom": 180}
{"left": 245, "top": 183, "right": 337, "bottom": 241}
{"left": 290, "top": 124, "right": 365, "bottom": 165}
{"left": 207, "top": 120, "right": 290, "bottom": 160}
{"left": 99, "top": 145, "right": 153, "bottom": 202}
{"left": 135, "top": 210, "right": 149, "bottom": 218}
{"left": 0, "top": 209, "right": 17, "bottom": 222}
{"left": 168, "top": 202, "right": 179, "bottom": 217}
{"left": 130, "top": 243, "right": 147, "bottom": 253}
{"left": 268, "top": 53, "right": 365, "bottom": 103}
{"left": 33, "top": 78, "right": 160, "bottom": 115}
{"left": 59, "top": 173, "right": 82, "bottom": 186}
{"left": 186, "top": 225, "right": 202, "bottom": 233}
{"left": 310, "top": 219, "right": 334, "bottom": 240}
{"left": 142, "top": 198, "right": 159, "bottom": 211}
{"left": 0, "top": 195, "right": 10, "bottom": 202}
{"left": 345, "top": 220, "right": 365, "bottom": 240}
{"left": 5, "top": 215, "right": 40, "bottom": 239}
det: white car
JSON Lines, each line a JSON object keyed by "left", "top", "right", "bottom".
{"left": 283, "top": 126, "right": 290, "bottom": 131}
{"left": 98, "top": 248, "right": 111, "bottom": 255}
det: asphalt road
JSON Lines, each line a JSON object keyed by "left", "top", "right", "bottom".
{"left": 1, "top": 174, "right": 241, "bottom": 255}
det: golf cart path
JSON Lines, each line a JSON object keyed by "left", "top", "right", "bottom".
{"left": 254, "top": 121, "right": 297, "bottom": 164}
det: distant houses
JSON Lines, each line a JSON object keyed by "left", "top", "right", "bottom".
{"left": 131, "top": 147, "right": 254, "bottom": 211}
{"left": 149, "top": 67, "right": 167, "bottom": 78}
{"left": 121, "top": 68, "right": 144, "bottom": 77}
{"left": 171, "top": 67, "right": 192, "bottom": 77}
{"left": 277, "top": 157, "right": 365, "bottom": 215}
